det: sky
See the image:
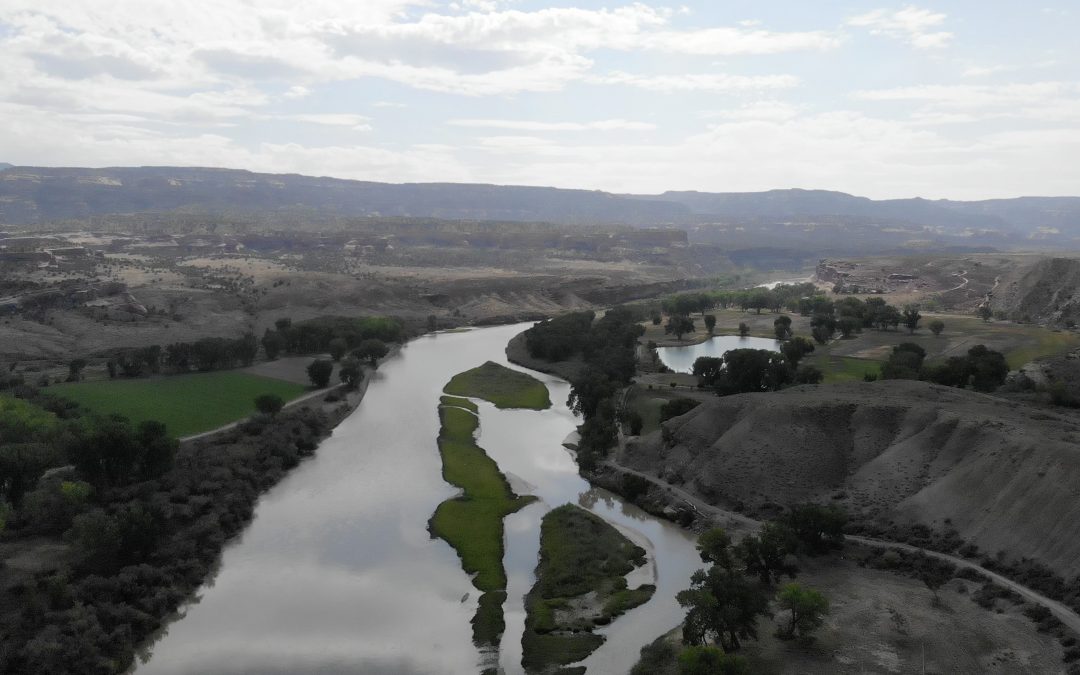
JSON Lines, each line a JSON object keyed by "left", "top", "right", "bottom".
{"left": 1, "top": 1, "right": 1078, "bottom": 200}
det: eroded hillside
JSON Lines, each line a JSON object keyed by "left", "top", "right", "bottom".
{"left": 624, "top": 380, "right": 1080, "bottom": 577}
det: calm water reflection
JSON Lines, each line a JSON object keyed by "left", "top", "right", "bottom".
{"left": 137, "top": 324, "right": 701, "bottom": 675}
{"left": 656, "top": 335, "right": 780, "bottom": 374}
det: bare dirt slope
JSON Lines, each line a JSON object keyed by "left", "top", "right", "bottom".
{"left": 995, "top": 257, "right": 1080, "bottom": 325}
{"left": 623, "top": 380, "right": 1080, "bottom": 577}
{"left": 744, "top": 557, "right": 1064, "bottom": 674}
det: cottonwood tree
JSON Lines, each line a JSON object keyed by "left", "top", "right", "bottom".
{"left": 781, "top": 336, "right": 815, "bottom": 367}
{"left": 738, "top": 522, "right": 799, "bottom": 584}
{"left": 678, "top": 565, "right": 770, "bottom": 651}
{"left": 697, "top": 528, "right": 735, "bottom": 569}
{"left": 338, "top": 357, "right": 362, "bottom": 389}
{"left": 902, "top": 305, "right": 922, "bottom": 333}
{"left": 776, "top": 583, "right": 829, "bottom": 639}
{"left": 328, "top": 337, "right": 348, "bottom": 362}
{"left": 704, "top": 314, "right": 717, "bottom": 335}
{"left": 306, "top": 359, "right": 334, "bottom": 388}
{"left": 773, "top": 315, "right": 792, "bottom": 340}
{"left": 929, "top": 319, "right": 945, "bottom": 336}
{"left": 665, "top": 315, "right": 695, "bottom": 341}
{"left": 353, "top": 339, "right": 389, "bottom": 367}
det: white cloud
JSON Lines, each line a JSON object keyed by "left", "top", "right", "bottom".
{"left": 848, "top": 6, "right": 953, "bottom": 49}
{"left": 856, "top": 81, "right": 1076, "bottom": 107}
{"left": 284, "top": 114, "right": 373, "bottom": 131}
{"left": 448, "top": 118, "right": 656, "bottom": 131}
{"left": 962, "top": 65, "right": 1012, "bottom": 78}
{"left": 643, "top": 26, "right": 840, "bottom": 55}
{"left": 592, "top": 71, "right": 798, "bottom": 92}
{"left": 698, "top": 101, "right": 803, "bottom": 121}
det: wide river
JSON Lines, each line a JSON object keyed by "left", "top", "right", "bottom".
{"left": 135, "top": 323, "right": 702, "bottom": 675}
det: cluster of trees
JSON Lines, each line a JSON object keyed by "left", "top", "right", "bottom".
{"left": 659, "top": 289, "right": 931, "bottom": 346}
{"left": 0, "top": 383, "right": 336, "bottom": 673}
{"left": 661, "top": 284, "right": 819, "bottom": 318}
{"left": 96, "top": 315, "right": 401, "bottom": 381}
{"left": 676, "top": 505, "right": 842, "bottom": 666}
{"left": 304, "top": 338, "right": 389, "bottom": 389}
{"left": 260, "top": 316, "right": 405, "bottom": 360}
{"left": 805, "top": 297, "right": 927, "bottom": 343}
{"left": 524, "top": 307, "right": 645, "bottom": 470}
{"left": 1, "top": 399, "right": 177, "bottom": 533}
{"left": 693, "top": 334, "right": 822, "bottom": 396}
{"left": 880, "top": 343, "right": 1009, "bottom": 392}
{"left": 105, "top": 334, "right": 259, "bottom": 378}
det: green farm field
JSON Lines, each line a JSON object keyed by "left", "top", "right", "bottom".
{"left": 51, "top": 372, "right": 308, "bottom": 438}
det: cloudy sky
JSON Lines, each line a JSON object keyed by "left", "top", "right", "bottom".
{"left": 1, "top": 1, "right": 1077, "bottom": 199}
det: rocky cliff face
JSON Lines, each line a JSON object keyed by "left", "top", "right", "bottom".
{"left": 624, "top": 380, "right": 1080, "bottom": 576}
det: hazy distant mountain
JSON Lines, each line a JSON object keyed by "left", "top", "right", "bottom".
{"left": 2, "top": 165, "right": 1080, "bottom": 250}
{"left": 0, "top": 163, "right": 12, "bottom": 171}
{"left": 647, "top": 189, "right": 1080, "bottom": 236}
{"left": 0, "top": 166, "right": 689, "bottom": 227}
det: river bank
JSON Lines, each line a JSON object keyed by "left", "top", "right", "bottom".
{"left": 0, "top": 346, "right": 390, "bottom": 674}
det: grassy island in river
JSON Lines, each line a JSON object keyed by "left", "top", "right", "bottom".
{"left": 522, "top": 504, "right": 657, "bottom": 674}
{"left": 443, "top": 361, "right": 551, "bottom": 410}
{"left": 430, "top": 364, "right": 550, "bottom": 649}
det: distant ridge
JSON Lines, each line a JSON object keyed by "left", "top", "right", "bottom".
{"left": 1, "top": 165, "right": 1079, "bottom": 242}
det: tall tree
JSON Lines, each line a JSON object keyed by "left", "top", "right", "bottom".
{"left": 665, "top": 315, "right": 695, "bottom": 341}
{"left": 902, "top": 305, "right": 922, "bottom": 334}
{"left": 704, "top": 314, "right": 717, "bottom": 335}
{"left": 773, "top": 315, "right": 792, "bottom": 340}
{"left": 306, "top": 359, "right": 334, "bottom": 388}
{"left": 678, "top": 566, "right": 771, "bottom": 651}
{"left": 776, "top": 583, "right": 829, "bottom": 639}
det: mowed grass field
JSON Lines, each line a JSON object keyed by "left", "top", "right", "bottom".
{"left": 804, "top": 354, "right": 884, "bottom": 383}
{"left": 51, "top": 372, "right": 308, "bottom": 438}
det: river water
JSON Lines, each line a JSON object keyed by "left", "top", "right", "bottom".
{"left": 656, "top": 335, "right": 780, "bottom": 374}
{"left": 136, "top": 323, "right": 701, "bottom": 675}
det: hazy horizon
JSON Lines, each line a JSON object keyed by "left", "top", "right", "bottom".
{"left": 3, "top": 162, "right": 1079, "bottom": 203}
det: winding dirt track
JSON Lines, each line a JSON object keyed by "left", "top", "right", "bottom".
{"left": 601, "top": 460, "right": 1080, "bottom": 635}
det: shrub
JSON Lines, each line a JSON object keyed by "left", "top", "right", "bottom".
{"left": 306, "top": 359, "right": 334, "bottom": 388}
{"left": 254, "top": 393, "right": 285, "bottom": 417}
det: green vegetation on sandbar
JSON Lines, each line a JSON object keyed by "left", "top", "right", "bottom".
{"left": 50, "top": 371, "right": 306, "bottom": 438}
{"left": 522, "top": 504, "right": 657, "bottom": 673}
{"left": 439, "top": 395, "right": 478, "bottom": 413}
{"left": 443, "top": 361, "right": 551, "bottom": 410}
{"left": 429, "top": 398, "right": 535, "bottom": 646}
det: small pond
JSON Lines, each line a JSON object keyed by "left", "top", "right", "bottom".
{"left": 656, "top": 335, "right": 780, "bottom": 374}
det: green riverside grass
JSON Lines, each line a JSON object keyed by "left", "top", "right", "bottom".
{"left": 50, "top": 371, "right": 307, "bottom": 438}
